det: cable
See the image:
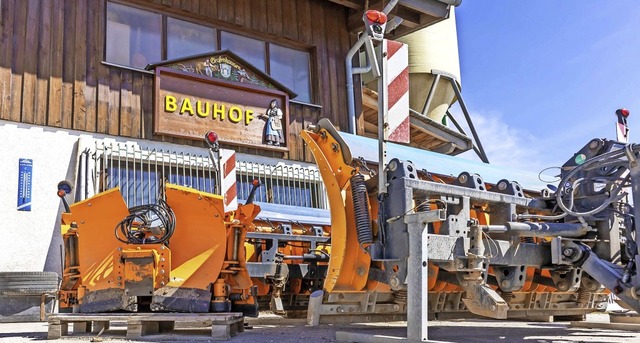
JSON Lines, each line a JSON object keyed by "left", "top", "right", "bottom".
{"left": 538, "top": 166, "right": 561, "bottom": 183}
{"left": 554, "top": 145, "right": 634, "bottom": 218}
{"left": 114, "top": 198, "right": 176, "bottom": 245}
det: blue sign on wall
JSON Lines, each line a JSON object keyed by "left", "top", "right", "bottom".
{"left": 17, "top": 158, "right": 32, "bottom": 211}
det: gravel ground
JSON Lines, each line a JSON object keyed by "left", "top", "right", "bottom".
{"left": 1, "top": 313, "right": 640, "bottom": 343}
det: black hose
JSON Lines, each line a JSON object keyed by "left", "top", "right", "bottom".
{"left": 351, "top": 173, "right": 373, "bottom": 246}
{"left": 114, "top": 198, "right": 176, "bottom": 245}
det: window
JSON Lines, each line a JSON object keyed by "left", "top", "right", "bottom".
{"left": 167, "top": 18, "right": 216, "bottom": 60}
{"left": 104, "top": 2, "right": 314, "bottom": 103}
{"left": 270, "top": 45, "right": 311, "bottom": 103}
{"left": 106, "top": 2, "right": 161, "bottom": 68}
{"left": 220, "top": 32, "right": 266, "bottom": 72}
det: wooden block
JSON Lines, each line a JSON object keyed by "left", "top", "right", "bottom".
{"left": 73, "top": 321, "right": 92, "bottom": 333}
{"left": 40, "top": 294, "right": 46, "bottom": 321}
{"left": 211, "top": 324, "right": 231, "bottom": 340}
{"left": 229, "top": 321, "right": 238, "bottom": 337}
{"left": 158, "top": 321, "right": 175, "bottom": 332}
{"left": 92, "top": 321, "right": 110, "bottom": 333}
{"left": 237, "top": 318, "right": 245, "bottom": 333}
{"left": 126, "top": 321, "right": 144, "bottom": 339}
{"left": 141, "top": 321, "right": 160, "bottom": 336}
{"left": 127, "top": 321, "right": 160, "bottom": 338}
{"left": 48, "top": 323, "right": 68, "bottom": 339}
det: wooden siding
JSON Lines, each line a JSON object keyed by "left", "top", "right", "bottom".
{"left": 0, "top": 0, "right": 353, "bottom": 163}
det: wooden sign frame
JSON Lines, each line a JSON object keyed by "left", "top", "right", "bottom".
{"left": 153, "top": 66, "right": 289, "bottom": 151}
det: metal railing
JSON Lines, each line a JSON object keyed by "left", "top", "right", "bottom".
{"left": 78, "top": 140, "right": 217, "bottom": 206}
{"left": 78, "top": 139, "right": 327, "bottom": 210}
{"left": 237, "top": 160, "right": 327, "bottom": 209}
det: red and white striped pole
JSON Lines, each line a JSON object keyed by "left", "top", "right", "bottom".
{"left": 219, "top": 149, "right": 238, "bottom": 211}
{"left": 383, "top": 39, "right": 410, "bottom": 144}
{"left": 378, "top": 38, "right": 409, "bottom": 195}
{"left": 204, "top": 131, "right": 237, "bottom": 212}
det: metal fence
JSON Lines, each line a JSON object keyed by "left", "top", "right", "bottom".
{"left": 236, "top": 160, "right": 326, "bottom": 209}
{"left": 78, "top": 139, "right": 327, "bottom": 210}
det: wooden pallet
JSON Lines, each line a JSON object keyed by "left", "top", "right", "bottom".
{"left": 48, "top": 312, "right": 244, "bottom": 340}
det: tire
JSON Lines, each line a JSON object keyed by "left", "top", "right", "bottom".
{"left": 0, "top": 272, "right": 59, "bottom": 295}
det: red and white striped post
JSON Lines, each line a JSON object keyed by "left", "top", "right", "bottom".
{"left": 383, "top": 39, "right": 410, "bottom": 144}
{"left": 378, "top": 39, "right": 409, "bottom": 195}
{"left": 204, "top": 131, "right": 237, "bottom": 212}
{"left": 219, "top": 148, "right": 238, "bottom": 211}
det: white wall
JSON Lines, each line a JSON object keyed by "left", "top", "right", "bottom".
{"left": 0, "top": 121, "right": 81, "bottom": 272}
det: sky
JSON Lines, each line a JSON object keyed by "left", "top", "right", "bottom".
{"left": 452, "top": 1, "right": 640, "bottom": 175}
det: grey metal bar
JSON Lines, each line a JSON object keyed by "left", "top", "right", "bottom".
{"left": 422, "top": 73, "right": 441, "bottom": 116}
{"left": 246, "top": 232, "right": 330, "bottom": 243}
{"left": 449, "top": 79, "right": 489, "bottom": 163}
{"left": 403, "top": 178, "right": 535, "bottom": 207}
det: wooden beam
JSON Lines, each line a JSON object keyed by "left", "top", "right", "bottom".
{"left": 399, "top": 0, "right": 449, "bottom": 18}
{"left": 347, "top": 6, "right": 435, "bottom": 35}
{"left": 326, "top": 0, "right": 362, "bottom": 10}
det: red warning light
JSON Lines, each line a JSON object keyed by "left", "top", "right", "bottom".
{"left": 617, "top": 108, "right": 630, "bottom": 118}
{"left": 365, "top": 10, "right": 387, "bottom": 24}
{"left": 252, "top": 179, "right": 261, "bottom": 187}
{"left": 205, "top": 131, "right": 218, "bottom": 144}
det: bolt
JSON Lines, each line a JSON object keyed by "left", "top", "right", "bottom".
{"left": 557, "top": 281, "right": 568, "bottom": 290}
{"left": 562, "top": 248, "right": 574, "bottom": 257}
{"left": 389, "top": 277, "right": 401, "bottom": 288}
{"left": 501, "top": 280, "right": 511, "bottom": 288}
{"left": 388, "top": 160, "right": 397, "bottom": 172}
{"left": 497, "top": 181, "right": 507, "bottom": 191}
{"left": 356, "top": 268, "right": 365, "bottom": 276}
{"left": 332, "top": 143, "right": 339, "bottom": 152}
{"left": 458, "top": 263, "right": 465, "bottom": 269}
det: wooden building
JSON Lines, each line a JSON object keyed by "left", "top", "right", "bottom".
{"left": 0, "top": 0, "right": 461, "bottom": 276}
{"left": 0, "top": 0, "right": 461, "bottom": 162}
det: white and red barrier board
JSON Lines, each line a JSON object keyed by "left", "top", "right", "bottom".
{"left": 383, "top": 39, "right": 410, "bottom": 144}
{"left": 220, "top": 149, "right": 238, "bottom": 211}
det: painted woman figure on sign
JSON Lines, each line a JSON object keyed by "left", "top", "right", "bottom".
{"left": 262, "top": 99, "right": 284, "bottom": 146}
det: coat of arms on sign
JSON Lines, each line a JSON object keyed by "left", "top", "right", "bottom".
{"left": 220, "top": 63, "right": 232, "bottom": 78}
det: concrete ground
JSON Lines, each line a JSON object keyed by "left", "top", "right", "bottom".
{"left": 1, "top": 313, "right": 640, "bottom": 343}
